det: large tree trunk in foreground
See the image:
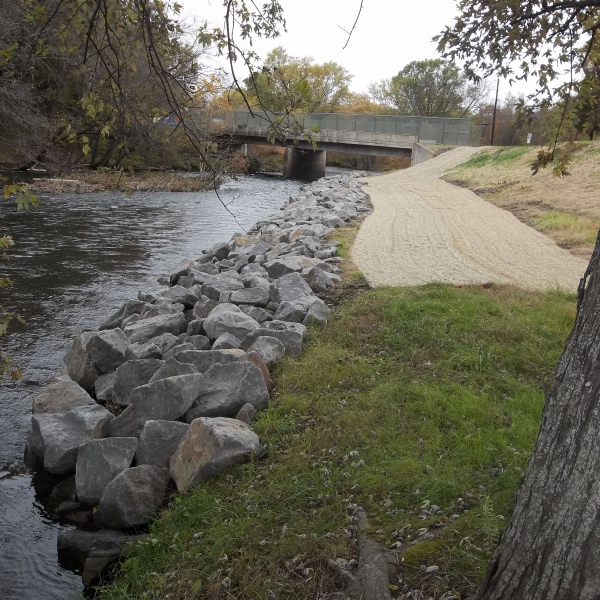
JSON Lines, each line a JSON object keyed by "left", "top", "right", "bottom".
{"left": 475, "top": 231, "right": 600, "bottom": 600}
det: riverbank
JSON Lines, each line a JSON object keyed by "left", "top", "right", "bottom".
{"left": 26, "top": 170, "right": 223, "bottom": 194}
{"left": 99, "top": 272, "right": 576, "bottom": 600}
{"left": 97, "top": 155, "right": 582, "bottom": 598}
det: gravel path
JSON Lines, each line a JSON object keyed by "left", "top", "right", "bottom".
{"left": 352, "top": 147, "right": 588, "bottom": 291}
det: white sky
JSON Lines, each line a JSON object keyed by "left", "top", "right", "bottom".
{"left": 180, "top": 0, "right": 535, "bottom": 102}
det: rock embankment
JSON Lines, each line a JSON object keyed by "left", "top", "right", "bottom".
{"left": 24, "top": 172, "right": 371, "bottom": 587}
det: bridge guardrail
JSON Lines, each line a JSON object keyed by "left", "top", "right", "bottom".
{"left": 225, "top": 111, "right": 474, "bottom": 146}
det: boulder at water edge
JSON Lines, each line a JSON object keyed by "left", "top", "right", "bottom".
{"left": 27, "top": 404, "right": 113, "bottom": 475}
{"left": 76, "top": 437, "right": 138, "bottom": 505}
{"left": 94, "top": 465, "right": 172, "bottom": 529}
{"left": 65, "top": 332, "right": 102, "bottom": 391}
{"left": 169, "top": 417, "right": 260, "bottom": 493}
{"left": 86, "top": 328, "right": 132, "bottom": 373}
{"left": 32, "top": 380, "right": 96, "bottom": 414}
{"left": 122, "top": 313, "right": 187, "bottom": 345}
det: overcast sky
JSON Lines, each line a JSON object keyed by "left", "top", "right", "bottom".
{"left": 181, "top": 0, "right": 534, "bottom": 102}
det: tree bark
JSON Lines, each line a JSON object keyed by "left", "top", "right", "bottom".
{"left": 474, "top": 230, "right": 600, "bottom": 600}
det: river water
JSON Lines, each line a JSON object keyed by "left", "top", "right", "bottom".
{"left": 0, "top": 175, "right": 304, "bottom": 600}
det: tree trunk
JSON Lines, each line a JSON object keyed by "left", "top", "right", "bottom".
{"left": 474, "top": 230, "right": 600, "bottom": 600}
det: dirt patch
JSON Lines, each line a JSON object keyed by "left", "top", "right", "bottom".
{"left": 318, "top": 275, "right": 371, "bottom": 307}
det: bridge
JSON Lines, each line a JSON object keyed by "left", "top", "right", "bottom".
{"left": 220, "top": 111, "right": 475, "bottom": 179}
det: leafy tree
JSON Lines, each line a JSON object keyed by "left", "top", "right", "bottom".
{"left": 436, "top": 0, "right": 600, "bottom": 173}
{"left": 241, "top": 46, "right": 353, "bottom": 114}
{"left": 572, "top": 54, "right": 600, "bottom": 140}
{"left": 369, "top": 59, "right": 487, "bottom": 117}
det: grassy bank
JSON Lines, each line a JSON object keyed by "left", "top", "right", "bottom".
{"left": 99, "top": 276, "right": 575, "bottom": 599}
{"left": 445, "top": 143, "right": 600, "bottom": 259}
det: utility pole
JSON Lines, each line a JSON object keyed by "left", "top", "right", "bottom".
{"left": 490, "top": 78, "right": 500, "bottom": 146}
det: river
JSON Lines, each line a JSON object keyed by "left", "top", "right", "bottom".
{"left": 0, "top": 174, "right": 305, "bottom": 600}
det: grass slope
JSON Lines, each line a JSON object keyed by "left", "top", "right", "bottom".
{"left": 445, "top": 143, "right": 600, "bottom": 259}
{"left": 99, "top": 281, "right": 575, "bottom": 600}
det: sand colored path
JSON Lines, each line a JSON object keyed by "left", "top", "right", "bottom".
{"left": 352, "top": 147, "right": 588, "bottom": 291}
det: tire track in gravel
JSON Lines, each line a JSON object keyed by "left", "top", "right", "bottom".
{"left": 352, "top": 147, "right": 588, "bottom": 291}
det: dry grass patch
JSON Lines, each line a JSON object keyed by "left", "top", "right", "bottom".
{"left": 445, "top": 143, "right": 600, "bottom": 258}
{"left": 28, "top": 170, "right": 219, "bottom": 194}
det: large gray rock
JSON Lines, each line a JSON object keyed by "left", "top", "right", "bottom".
{"left": 303, "top": 266, "right": 335, "bottom": 293}
{"left": 148, "top": 358, "right": 197, "bottom": 382}
{"left": 113, "top": 359, "right": 164, "bottom": 407}
{"left": 101, "top": 405, "right": 140, "bottom": 438}
{"left": 247, "top": 336, "right": 286, "bottom": 368}
{"left": 169, "top": 417, "right": 260, "bottom": 493}
{"left": 229, "top": 287, "right": 270, "bottom": 307}
{"left": 65, "top": 332, "right": 102, "bottom": 391}
{"left": 161, "top": 285, "right": 199, "bottom": 309}
{"left": 269, "top": 272, "right": 315, "bottom": 304}
{"left": 212, "top": 333, "right": 242, "bottom": 350}
{"left": 129, "top": 341, "right": 162, "bottom": 360}
{"left": 210, "top": 241, "right": 231, "bottom": 261}
{"left": 123, "top": 313, "right": 187, "bottom": 345}
{"left": 86, "top": 328, "right": 132, "bottom": 373}
{"left": 94, "top": 465, "right": 172, "bottom": 529}
{"left": 242, "top": 320, "right": 307, "bottom": 356}
{"left": 32, "top": 380, "right": 95, "bottom": 414}
{"left": 273, "top": 300, "right": 309, "bottom": 323}
{"left": 200, "top": 277, "right": 244, "bottom": 301}
{"left": 99, "top": 300, "right": 150, "bottom": 330}
{"left": 172, "top": 349, "right": 245, "bottom": 373}
{"left": 238, "top": 305, "right": 273, "bottom": 323}
{"left": 187, "top": 335, "right": 211, "bottom": 350}
{"left": 203, "top": 303, "right": 259, "bottom": 341}
{"left": 57, "top": 529, "right": 146, "bottom": 568}
{"left": 140, "top": 301, "right": 184, "bottom": 320}
{"left": 76, "top": 437, "right": 138, "bottom": 505}
{"left": 105, "top": 373, "right": 205, "bottom": 438}
{"left": 136, "top": 421, "right": 189, "bottom": 468}
{"left": 264, "top": 256, "right": 318, "bottom": 279}
{"left": 302, "top": 298, "right": 330, "bottom": 326}
{"left": 147, "top": 332, "right": 179, "bottom": 354}
{"left": 239, "top": 263, "right": 268, "bottom": 278}
{"left": 184, "top": 361, "right": 269, "bottom": 421}
{"left": 27, "top": 405, "right": 114, "bottom": 475}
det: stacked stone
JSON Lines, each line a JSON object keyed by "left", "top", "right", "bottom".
{"left": 24, "top": 173, "right": 371, "bottom": 584}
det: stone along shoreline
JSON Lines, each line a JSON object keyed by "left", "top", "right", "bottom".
{"left": 23, "top": 172, "right": 371, "bottom": 587}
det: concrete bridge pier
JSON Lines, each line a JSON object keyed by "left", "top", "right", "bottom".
{"left": 283, "top": 148, "right": 326, "bottom": 180}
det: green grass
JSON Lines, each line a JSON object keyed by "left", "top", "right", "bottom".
{"left": 534, "top": 211, "right": 600, "bottom": 246}
{"left": 99, "top": 284, "right": 575, "bottom": 600}
{"left": 459, "top": 147, "right": 530, "bottom": 169}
